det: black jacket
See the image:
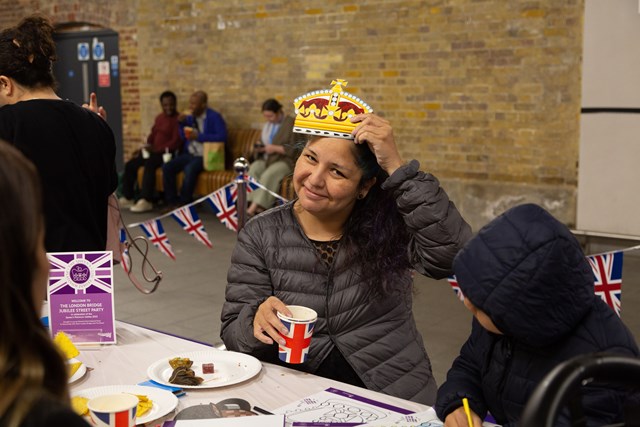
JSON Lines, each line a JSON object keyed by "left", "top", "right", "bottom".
{"left": 435, "top": 203, "right": 639, "bottom": 426}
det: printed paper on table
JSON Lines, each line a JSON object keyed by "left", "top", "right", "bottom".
{"left": 47, "top": 251, "right": 116, "bottom": 344}
{"left": 273, "top": 387, "right": 412, "bottom": 426}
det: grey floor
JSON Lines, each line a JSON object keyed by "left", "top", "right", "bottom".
{"left": 114, "top": 207, "right": 640, "bottom": 386}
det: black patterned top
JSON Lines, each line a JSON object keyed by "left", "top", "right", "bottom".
{"left": 311, "top": 239, "right": 340, "bottom": 266}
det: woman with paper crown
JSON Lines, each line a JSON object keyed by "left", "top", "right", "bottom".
{"left": 0, "top": 14, "right": 117, "bottom": 252}
{"left": 221, "top": 79, "right": 472, "bottom": 405}
{"left": 0, "top": 140, "right": 89, "bottom": 426}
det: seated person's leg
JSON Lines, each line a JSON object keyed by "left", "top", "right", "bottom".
{"left": 140, "top": 153, "right": 164, "bottom": 202}
{"left": 163, "top": 153, "right": 190, "bottom": 206}
{"left": 120, "top": 155, "right": 144, "bottom": 206}
{"left": 249, "top": 161, "right": 291, "bottom": 215}
{"left": 246, "top": 160, "right": 267, "bottom": 216}
{"left": 131, "top": 153, "right": 164, "bottom": 213}
{"left": 178, "top": 156, "right": 204, "bottom": 205}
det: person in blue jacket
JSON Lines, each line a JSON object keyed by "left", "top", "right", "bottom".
{"left": 162, "top": 90, "right": 227, "bottom": 208}
{"left": 435, "top": 203, "right": 639, "bottom": 426}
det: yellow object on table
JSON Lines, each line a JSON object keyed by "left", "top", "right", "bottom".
{"left": 53, "top": 331, "right": 79, "bottom": 359}
{"left": 68, "top": 361, "right": 82, "bottom": 377}
{"left": 71, "top": 396, "right": 89, "bottom": 416}
{"left": 135, "top": 394, "right": 153, "bottom": 417}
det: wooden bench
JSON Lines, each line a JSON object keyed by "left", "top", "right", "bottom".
{"left": 137, "top": 128, "right": 261, "bottom": 197}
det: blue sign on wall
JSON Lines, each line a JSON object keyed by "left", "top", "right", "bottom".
{"left": 77, "top": 43, "right": 89, "bottom": 61}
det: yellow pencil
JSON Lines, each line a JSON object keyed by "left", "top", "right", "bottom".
{"left": 462, "top": 397, "right": 473, "bottom": 427}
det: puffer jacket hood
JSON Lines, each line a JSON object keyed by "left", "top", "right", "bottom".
{"left": 453, "top": 203, "right": 595, "bottom": 347}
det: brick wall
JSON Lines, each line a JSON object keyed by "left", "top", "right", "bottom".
{"left": 0, "top": 0, "right": 584, "bottom": 230}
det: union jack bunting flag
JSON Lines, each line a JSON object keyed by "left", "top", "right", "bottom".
{"left": 139, "top": 219, "right": 176, "bottom": 260}
{"left": 447, "top": 275, "right": 465, "bottom": 302}
{"left": 278, "top": 320, "right": 315, "bottom": 364}
{"left": 229, "top": 176, "right": 260, "bottom": 195}
{"left": 171, "top": 206, "right": 213, "bottom": 248}
{"left": 587, "top": 251, "right": 623, "bottom": 317}
{"left": 206, "top": 185, "right": 238, "bottom": 232}
{"left": 245, "top": 175, "right": 261, "bottom": 193}
{"left": 119, "top": 228, "right": 131, "bottom": 273}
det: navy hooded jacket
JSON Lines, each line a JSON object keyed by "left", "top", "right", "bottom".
{"left": 435, "top": 204, "right": 639, "bottom": 426}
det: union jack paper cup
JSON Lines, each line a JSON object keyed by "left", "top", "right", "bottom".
{"left": 87, "top": 393, "right": 138, "bottom": 427}
{"left": 277, "top": 305, "right": 317, "bottom": 364}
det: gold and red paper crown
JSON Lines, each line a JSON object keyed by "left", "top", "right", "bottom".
{"left": 293, "top": 79, "right": 373, "bottom": 140}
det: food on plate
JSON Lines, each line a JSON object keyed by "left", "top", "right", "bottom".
{"left": 72, "top": 394, "right": 154, "bottom": 418}
{"left": 168, "top": 357, "right": 193, "bottom": 370}
{"left": 135, "top": 394, "right": 153, "bottom": 417}
{"left": 71, "top": 396, "right": 89, "bottom": 416}
{"left": 68, "top": 361, "right": 83, "bottom": 377}
{"left": 53, "top": 331, "right": 79, "bottom": 359}
{"left": 168, "top": 366, "right": 204, "bottom": 386}
{"left": 202, "top": 362, "right": 215, "bottom": 374}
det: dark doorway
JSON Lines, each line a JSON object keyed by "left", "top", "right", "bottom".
{"left": 53, "top": 27, "right": 124, "bottom": 171}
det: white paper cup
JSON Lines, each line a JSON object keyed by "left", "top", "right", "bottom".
{"left": 277, "top": 305, "right": 317, "bottom": 364}
{"left": 162, "top": 152, "right": 172, "bottom": 163}
{"left": 141, "top": 147, "right": 150, "bottom": 159}
{"left": 88, "top": 393, "right": 138, "bottom": 427}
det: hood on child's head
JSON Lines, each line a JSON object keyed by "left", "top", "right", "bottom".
{"left": 453, "top": 203, "right": 595, "bottom": 347}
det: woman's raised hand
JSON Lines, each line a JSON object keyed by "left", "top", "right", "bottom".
{"left": 82, "top": 92, "right": 107, "bottom": 121}
{"left": 253, "top": 296, "right": 292, "bottom": 345}
{"left": 351, "top": 113, "right": 404, "bottom": 176}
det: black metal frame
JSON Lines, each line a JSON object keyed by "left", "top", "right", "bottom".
{"left": 520, "top": 353, "right": 640, "bottom": 427}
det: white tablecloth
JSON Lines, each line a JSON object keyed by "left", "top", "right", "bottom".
{"left": 70, "top": 321, "right": 428, "bottom": 425}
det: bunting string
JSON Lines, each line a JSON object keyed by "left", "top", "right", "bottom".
{"left": 122, "top": 175, "right": 289, "bottom": 261}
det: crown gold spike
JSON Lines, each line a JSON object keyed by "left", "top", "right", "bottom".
{"left": 293, "top": 79, "right": 373, "bottom": 140}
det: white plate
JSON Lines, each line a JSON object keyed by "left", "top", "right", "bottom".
{"left": 147, "top": 350, "right": 262, "bottom": 389}
{"left": 68, "top": 358, "right": 87, "bottom": 384}
{"left": 71, "top": 385, "right": 178, "bottom": 425}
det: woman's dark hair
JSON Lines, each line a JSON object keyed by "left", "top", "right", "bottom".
{"left": 0, "top": 14, "right": 57, "bottom": 89}
{"left": 160, "top": 90, "right": 177, "bottom": 103}
{"left": 0, "top": 140, "right": 69, "bottom": 424}
{"left": 341, "top": 142, "right": 411, "bottom": 294}
{"left": 262, "top": 98, "right": 283, "bottom": 114}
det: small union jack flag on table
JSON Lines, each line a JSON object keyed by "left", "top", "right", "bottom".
{"left": 171, "top": 205, "right": 213, "bottom": 248}
{"left": 278, "top": 319, "right": 316, "bottom": 364}
{"left": 587, "top": 251, "right": 623, "bottom": 317}
{"left": 139, "top": 219, "right": 176, "bottom": 260}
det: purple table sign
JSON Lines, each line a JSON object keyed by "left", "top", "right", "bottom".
{"left": 47, "top": 251, "right": 116, "bottom": 344}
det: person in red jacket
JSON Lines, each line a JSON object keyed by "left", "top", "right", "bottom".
{"left": 119, "top": 91, "right": 181, "bottom": 213}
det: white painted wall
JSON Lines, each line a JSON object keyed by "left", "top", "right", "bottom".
{"left": 578, "top": 0, "right": 640, "bottom": 236}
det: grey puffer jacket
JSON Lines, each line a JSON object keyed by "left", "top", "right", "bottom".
{"left": 221, "top": 160, "right": 472, "bottom": 404}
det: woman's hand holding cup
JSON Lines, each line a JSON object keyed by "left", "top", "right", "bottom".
{"left": 254, "top": 296, "right": 291, "bottom": 345}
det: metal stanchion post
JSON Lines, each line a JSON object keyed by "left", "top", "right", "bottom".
{"left": 234, "top": 157, "right": 249, "bottom": 232}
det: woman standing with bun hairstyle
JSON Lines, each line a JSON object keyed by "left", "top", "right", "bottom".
{"left": 0, "top": 14, "right": 117, "bottom": 253}
{"left": 0, "top": 140, "right": 89, "bottom": 426}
